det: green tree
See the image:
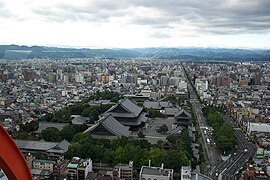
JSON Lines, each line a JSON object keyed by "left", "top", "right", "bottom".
{"left": 165, "top": 150, "right": 182, "bottom": 171}
{"left": 53, "top": 108, "right": 71, "bottom": 123}
{"left": 72, "top": 132, "right": 93, "bottom": 144}
{"left": 114, "top": 146, "right": 127, "bottom": 164}
{"left": 147, "top": 147, "right": 167, "bottom": 166}
{"left": 21, "top": 121, "right": 39, "bottom": 133}
{"left": 120, "top": 144, "right": 148, "bottom": 167}
{"left": 199, "top": 144, "right": 205, "bottom": 163}
{"left": 175, "top": 128, "right": 193, "bottom": 158}
{"left": 129, "top": 139, "right": 151, "bottom": 149}
{"left": 69, "top": 103, "right": 89, "bottom": 115}
{"left": 81, "top": 107, "right": 93, "bottom": 117}
{"left": 138, "top": 132, "right": 145, "bottom": 138}
{"left": 111, "top": 97, "right": 119, "bottom": 103}
{"left": 110, "top": 137, "right": 129, "bottom": 150}
{"left": 203, "top": 106, "right": 236, "bottom": 155}
{"left": 166, "top": 134, "right": 179, "bottom": 144}
{"left": 179, "top": 151, "right": 190, "bottom": 166}
{"left": 88, "top": 109, "right": 99, "bottom": 123}
{"left": 12, "top": 132, "right": 29, "bottom": 140}
{"left": 157, "top": 124, "right": 169, "bottom": 134}
{"left": 147, "top": 108, "right": 166, "bottom": 118}
{"left": 41, "top": 127, "right": 62, "bottom": 142}
{"left": 103, "top": 149, "right": 115, "bottom": 163}
{"left": 61, "top": 125, "right": 77, "bottom": 141}
{"left": 66, "top": 142, "right": 82, "bottom": 159}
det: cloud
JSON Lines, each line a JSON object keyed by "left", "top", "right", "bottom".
{"left": 1, "top": 0, "right": 268, "bottom": 35}
{"left": 0, "top": 1, "right": 16, "bottom": 19}
{"left": 148, "top": 32, "right": 171, "bottom": 39}
{"left": 0, "top": 0, "right": 270, "bottom": 48}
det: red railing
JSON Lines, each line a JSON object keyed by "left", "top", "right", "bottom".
{"left": 0, "top": 125, "right": 32, "bottom": 180}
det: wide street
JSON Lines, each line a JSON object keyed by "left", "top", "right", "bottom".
{"left": 218, "top": 116, "right": 256, "bottom": 180}
{"left": 184, "top": 66, "right": 257, "bottom": 180}
{"left": 188, "top": 83, "right": 223, "bottom": 176}
{"left": 189, "top": 93, "right": 256, "bottom": 180}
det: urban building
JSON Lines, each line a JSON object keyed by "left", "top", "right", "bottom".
{"left": 66, "top": 157, "right": 93, "bottom": 180}
{"left": 139, "top": 164, "right": 173, "bottom": 180}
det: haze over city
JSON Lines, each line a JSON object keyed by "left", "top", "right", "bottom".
{"left": 0, "top": 0, "right": 270, "bottom": 49}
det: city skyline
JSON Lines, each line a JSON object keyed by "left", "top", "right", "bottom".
{"left": 0, "top": 0, "right": 270, "bottom": 49}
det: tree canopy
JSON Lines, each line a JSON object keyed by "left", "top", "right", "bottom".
{"left": 202, "top": 106, "right": 237, "bottom": 154}
{"left": 40, "top": 91, "right": 118, "bottom": 124}
{"left": 66, "top": 133, "right": 193, "bottom": 172}
{"left": 146, "top": 108, "right": 166, "bottom": 118}
{"left": 157, "top": 124, "right": 169, "bottom": 134}
{"left": 41, "top": 127, "right": 62, "bottom": 142}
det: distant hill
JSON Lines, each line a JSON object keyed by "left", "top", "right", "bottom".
{"left": 0, "top": 44, "right": 269, "bottom": 61}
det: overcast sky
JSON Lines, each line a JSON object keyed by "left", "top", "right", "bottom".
{"left": 0, "top": 0, "right": 270, "bottom": 49}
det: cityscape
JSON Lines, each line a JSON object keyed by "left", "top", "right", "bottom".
{"left": 0, "top": 0, "right": 270, "bottom": 180}
{"left": 0, "top": 56, "right": 269, "bottom": 179}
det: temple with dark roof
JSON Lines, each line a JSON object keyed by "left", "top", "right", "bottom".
{"left": 174, "top": 109, "right": 192, "bottom": 127}
{"left": 84, "top": 115, "right": 131, "bottom": 139}
{"left": 15, "top": 139, "right": 70, "bottom": 160}
{"left": 103, "top": 98, "right": 147, "bottom": 129}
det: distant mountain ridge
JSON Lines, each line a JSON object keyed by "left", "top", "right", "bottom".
{"left": 0, "top": 44, "right": 270, "bottom": 61}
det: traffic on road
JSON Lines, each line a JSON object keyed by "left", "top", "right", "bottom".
{"left": 186, "top": 72, "right": 257, "bottom": 180}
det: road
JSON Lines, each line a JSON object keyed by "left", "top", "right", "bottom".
{"left": 183, "top": 65, "right": 257, "bottom": 180}
{"left": 188, "top": 83, "right": 223, "bottom": 177}
{"left": 218, "top": 116, "right": 256, "bottom": 180}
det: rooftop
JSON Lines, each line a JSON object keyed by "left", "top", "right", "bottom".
{"left": 67, "top": 163, "right": 79, "bottom": 169}
{"left": 15, "top": 139, "right": 70, "bottom": 153}
{"left": 140, "top": 166, "right": 173, "bottom": 177}
{"left": 35, "top": 122, "right": 69, "bottom": 134}
{"left": 85, "top": 115, "right": 131, "bottom": 138}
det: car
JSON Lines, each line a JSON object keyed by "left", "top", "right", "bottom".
{"left": 216, "top": 173, "right": 219, "bottom": 177}
{"left": 244, "top": 149, "right": 248, "bottom": 153}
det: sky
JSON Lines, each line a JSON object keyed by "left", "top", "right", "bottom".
{"left": 0, "top": 0, "right": 270, "bottom": 49}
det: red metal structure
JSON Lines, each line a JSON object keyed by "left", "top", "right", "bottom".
{"left": 0, "top": 125, "right": 32, "bottom": 180}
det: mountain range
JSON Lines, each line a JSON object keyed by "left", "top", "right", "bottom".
{"left": 0, "top": 45, "right": 270, "bottom": 61}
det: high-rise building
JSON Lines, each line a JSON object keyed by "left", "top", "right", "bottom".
{"left": 75, "top": 73, "right": 84, "bottom": 84}
{"left": 160, "top": 76, "right": 168, "bottom": 86}
{"left": 101, "top": 74, "right": 109, "bottom": 82}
